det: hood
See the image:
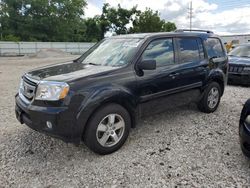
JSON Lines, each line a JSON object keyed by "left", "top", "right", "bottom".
{"left": 25, "top": 61, "right": 119, "bottom": 82}
{"left": 229, "top": 56, "right": 250, "bottom": 66}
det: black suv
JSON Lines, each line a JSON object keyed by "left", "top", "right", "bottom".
{"left": 15, "top": 30, "right": 228, "bottom": 154}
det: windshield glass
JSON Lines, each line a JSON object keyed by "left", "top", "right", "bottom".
{"left": 78, "top": 38, "right": 142, "bottom": 67}
{"left": 229, "top": 45, "right": 250, "bottom": 58}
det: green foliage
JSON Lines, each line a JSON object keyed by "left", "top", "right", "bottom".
{"left": 83, "top": 17, "right": 102, "bottom": 42}
{"left": 0, "top": 0, "right": 87, "bottom": 42}
{"left": 0, "top": 1, "right": 177, "bottom": 42}
{"left": 2, "top": 34, "right": 20, "bottom": 42}
{"left": 132, "top": 8, "right": 164, "bottom": 33}
{"left": 99, "top": 3, "right": 139, "bottom": 37}
{"left": 162, "top": 22, "right": 177, "bottom": 32}
{"left": 131, "top": 8, "right": 176, "bottom": 33}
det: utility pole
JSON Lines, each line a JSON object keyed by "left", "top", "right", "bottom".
{"left": 188, "top": 1, "right": 193, "bottom": 31}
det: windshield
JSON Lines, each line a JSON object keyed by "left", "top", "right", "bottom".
{"left": 229, "top": 45, "right": 250, "bottom": 58}
{"left": 78, "top": 38, "right": 142, "bottom": 67}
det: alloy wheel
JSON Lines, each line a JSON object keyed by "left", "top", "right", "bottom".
{"left": 207, "top": 87, "right": 219, "bottom": 109}
{"left": 96, "top": 114, "right": 125, "bottom": 147}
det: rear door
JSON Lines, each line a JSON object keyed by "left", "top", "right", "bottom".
{"left": 174, "top": 37, "right": 208, "bottom": 89}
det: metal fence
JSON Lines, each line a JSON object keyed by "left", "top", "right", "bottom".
{"left": 0, "top": 41, "right": 95, "bottom": 56}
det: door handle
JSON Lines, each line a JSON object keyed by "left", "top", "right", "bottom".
{"left": 169, "top": 72, "right": 180, "bottom": 79}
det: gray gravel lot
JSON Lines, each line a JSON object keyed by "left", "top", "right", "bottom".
{"left": 1, "top": 55, "right": 250, "bottom": 187}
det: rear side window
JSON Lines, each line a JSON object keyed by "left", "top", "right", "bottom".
{"left": 176, "top": 38, "right": 202, "bottom": 63}
{"left": 205, "top": 38, "right": 225, "bottom": 58}
{"left": 141, "top": 38, "right": 174, "bottom": 67}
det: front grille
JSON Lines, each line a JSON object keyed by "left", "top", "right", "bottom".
{"left": 229, "top": 65, "right": 244, "bottom": 73}
{"left": 20, "top": 76, "right": 38, "bottom": 101}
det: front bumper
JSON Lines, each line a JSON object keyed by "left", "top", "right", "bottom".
{"left": 228, "top": 72, "right": 250, "bottom": 85}
{"left": 15, "top": 93, "right": 82, "bottom": 144}
{"left": 239, "top": 99, "right": 250, "bottom": 157}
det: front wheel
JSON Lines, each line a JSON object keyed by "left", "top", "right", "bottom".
{"left": 84, "top": 104, "right": 131, "bottom": 155}
{"left": 198, "top": 82, "right": 222, "bottom": 113}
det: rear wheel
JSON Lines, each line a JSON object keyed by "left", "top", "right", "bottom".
{"left": 84, "top": 104, "right": 131, "bottom": 155}
{"left": 198, "top": 82, "right": 222, "bottom": 113}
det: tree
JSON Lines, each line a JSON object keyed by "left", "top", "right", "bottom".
{"left": 162, "top": 22, "right": 177, "bottom": 32}
{"left": 83, "top": 17, "right": 102, "bottom": 42}
{"left": 99, "top": 3, "right": 139, "bottom": 37}
{"left": 99, "top": 4, "right": 110, "bottom": 39}
{"left": 0, "top": 1, "right": 177, "bottom": 42}
{"left": 0, "top": 1, "right": 25, "bottom": 41}
{"left": 131, "top": 8, "right": 176, "bottom": 33}
{"left": 0, "top": 0, "right": 87, "bottom": 41}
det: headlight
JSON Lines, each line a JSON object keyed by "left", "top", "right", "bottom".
{"left": 35, "top": 81, "right": 69, "bottom": 101}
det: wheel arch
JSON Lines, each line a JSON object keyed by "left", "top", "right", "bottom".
{"left": 207, "top": 69, "right": 226, "bottom": 96}
{"left": 89, "top": 96, "right": 138, "bottom": 128}
{"left": 77, "top": 91, "right": 138, "bottom": 140}
{"left": 210, "top": 77, "right": 225, "bottom": 95}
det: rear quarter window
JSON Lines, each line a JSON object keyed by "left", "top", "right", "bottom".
{"left": 205, "top": 38, "right": 225, "bottom": 58}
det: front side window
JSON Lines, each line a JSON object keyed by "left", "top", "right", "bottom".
{"left": 79, "top": 38, "right": 142, "bottom": 67}
{"left": 141, "top": 38, "right": 174, "bottom": 67}
{"left": 205, "top": 38, "right": 225, "bottom": 58}
{"left": 176, "top": 38, "right": 200, "bottom": 63}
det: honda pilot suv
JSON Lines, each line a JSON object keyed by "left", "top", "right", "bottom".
{"left": 15, "top": 30, "right": 228, "bottom": 154}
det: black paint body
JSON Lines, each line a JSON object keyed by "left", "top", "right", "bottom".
{"left": 15, "top": 32, "right": 228, "bottom": 143}
{"left": 228, "top": 56, "right": 250, "bottom": 85}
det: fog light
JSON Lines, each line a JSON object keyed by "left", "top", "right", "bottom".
{"left": 46, "top": 121, "right": 53, "bottom": 129}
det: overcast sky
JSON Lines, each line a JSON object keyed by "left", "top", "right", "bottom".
{"left": 84, "top": 0, "right": 250, "bottom": 35}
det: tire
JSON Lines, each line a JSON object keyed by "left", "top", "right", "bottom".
{"left": 84, "top": 103, "right": 131, "bottom": 155}
{"left": 198, "top": 82, "right": 222, "bottom": 113}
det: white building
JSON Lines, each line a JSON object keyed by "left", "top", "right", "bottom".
{"left": 221, "top": 34, "right": 250, "bottom": 45}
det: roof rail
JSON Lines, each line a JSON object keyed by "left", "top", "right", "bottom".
{"left": 175, "top": 29, "right": 214, "bottom": 34}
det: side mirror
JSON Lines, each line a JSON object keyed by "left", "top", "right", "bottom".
{"left": 138, "top": 60, "right": 156, "bottom": 70}
{"left": 210, "top": 56, "right": 227, "bottom": 63}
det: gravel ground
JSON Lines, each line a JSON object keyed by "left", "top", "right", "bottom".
{"left": 1, "top": 56, "right": 250, "bottom": 187}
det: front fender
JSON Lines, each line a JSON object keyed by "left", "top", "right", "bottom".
{"left": 75, "top": 85, "right": 138, "bottom": 140}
